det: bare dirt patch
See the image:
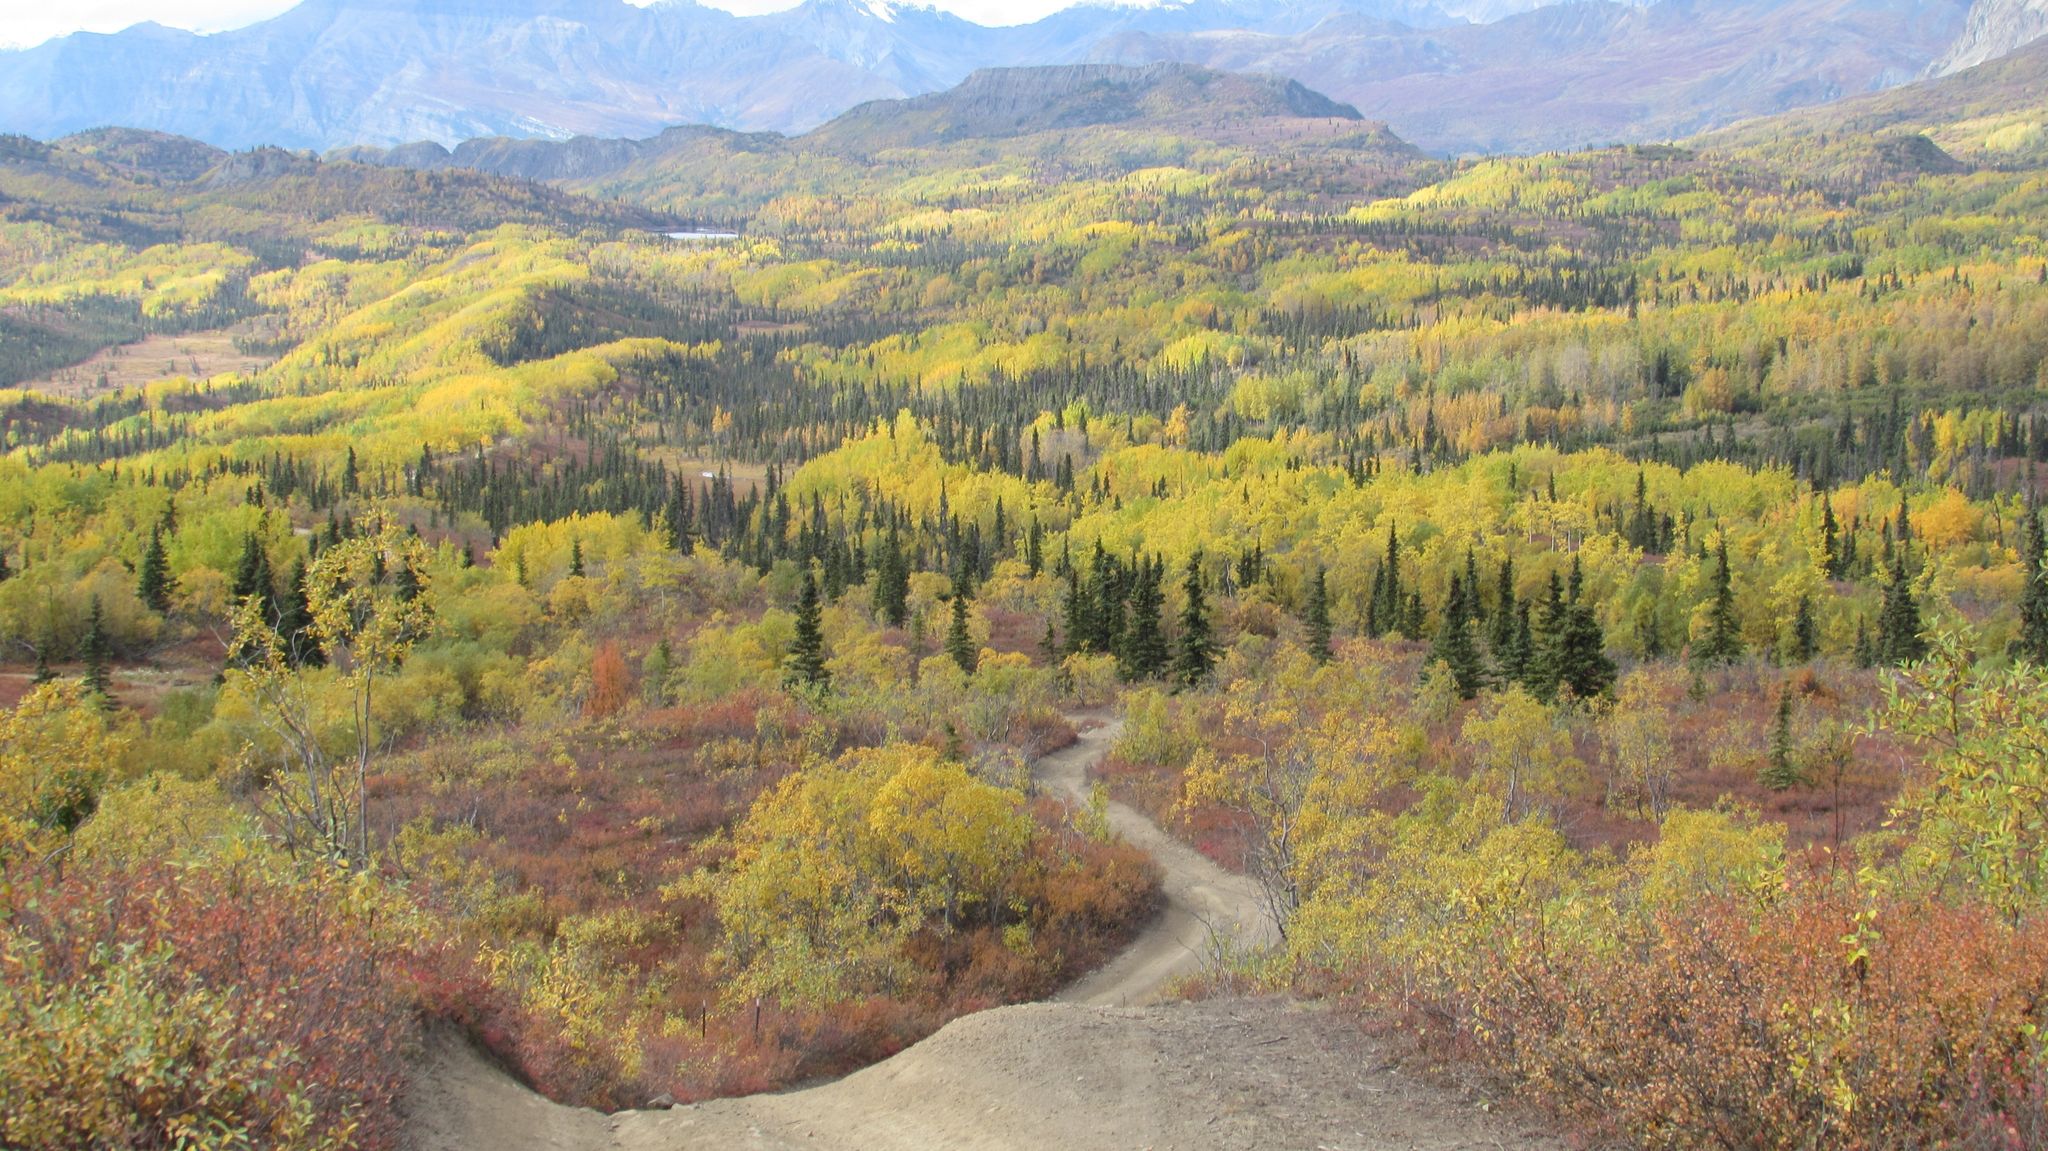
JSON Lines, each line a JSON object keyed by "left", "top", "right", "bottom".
{"left": 16, "top": 330, "right": 272, "bottom": 398}
{"left": 407, "top": 999, "right": 1568, "bottom": 1151}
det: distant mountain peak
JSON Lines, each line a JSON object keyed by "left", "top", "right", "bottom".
{"left": 0, "top": 0, "right": 2025, "bottom": 157}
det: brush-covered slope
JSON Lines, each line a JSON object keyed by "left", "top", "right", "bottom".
{"left": 1699, "top": 32, "right": 2048, "bottom": 174}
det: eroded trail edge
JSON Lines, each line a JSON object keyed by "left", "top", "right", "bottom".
{"left": 404, "top": 716, "right": 1561, "bottom": 1151}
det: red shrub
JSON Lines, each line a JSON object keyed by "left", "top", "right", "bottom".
{"left": 3, "top": 859, "right": 421, "bottom": 1151}
{"left": 1418, "top": 886, "right": 2048, "bottom": 1150}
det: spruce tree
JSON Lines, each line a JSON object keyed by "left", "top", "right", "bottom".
{"left": 2015, "top": 500, "right": 2048, "bottom": 666}
{"left": 278, "top": 560, "right": 325, "bottom": 669}
{"left": 1489, "top": 556, "right": 1517, "bottom": 653}
{"left": 1026, "top": 518, "right": 1044, "bottom": 579}
{"left": 231, "top": 534, "right": 275, "bottom": 615}
{"left": 1526, "top": 571, "right": 1569, "bottom": 701}
{"left": 1303, "top": 565, "right": 1332, "bottom": 664}
{"left": 1372, "top": 527, "right": 1402, "bottom": 636}
{"left": 945, "top": 585, "right": 978, "bottom": 675}
{"left": 1428, "top": 573, "right": 1485, "bottom": 698}
{"left": 1497, "top": 600, "right": 1534, "bottom": 685}
{"left": 785, "top": 570, "right": 830, "bottom": 691}
{"left": 81, "top": 596, "right": 112, "bottom": 704}
{"left": 1693, "top": 536, "right": 1745, "bottom": 666}
{"left": 1120, "top": 558, "right": 1169, "bottom": 680}
{"left": 1172, "top": 554, "right": 1215, "bottom": 688}
{"left": 1820, "top": 497, "right": 1842, "bottom": 578}
{"left": 1875, "top": 558, "right": 1928, "bottom": 665}
{"left": 1555, "top": 558, "right": 1617, "bottom": 700}
{"left": 1762, "top": 687, "right": 1802, "bottom": 790}
{"left": 1399, "top": 590, "right": 1427, "bottom": 642}
{"left": 875, "top": 528, "right": 909, "bottom": 629}
{"left": 1790, "top": 593, "right": 1819, "bottom": 663}
{"left": 667, "top": 477, "right": 696, "bottom": 554}
{"left": 1463, "top": 550, "right": 1485, "bottom": 628}
{"left": 1062, "top": 567, "right": 1093, "bottom": 655}
{"left": 137, "top": 527, "right": 174, "bottom": 614}
{"left": 568, "top": 538, "right": 585, "bottom": 578}
{"left": 1091, "top": 545, "right": 1126, "bottom": 655}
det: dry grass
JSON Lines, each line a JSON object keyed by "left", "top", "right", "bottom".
{"left": 17, "top": 330, "right": 272, "bottom": 399}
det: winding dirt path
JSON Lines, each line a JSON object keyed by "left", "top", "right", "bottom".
{"left": 1035, "top": 715, "right": 1275, "bottom": 1006}
{"left": 403, "top": 716, "right": 1565, "bottom": 1151}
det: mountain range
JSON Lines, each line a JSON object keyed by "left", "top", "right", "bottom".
{"left": 1, "top": 0, "right": 2045, "bottom": 156}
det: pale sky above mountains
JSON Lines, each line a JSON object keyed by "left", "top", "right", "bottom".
{"left": 0, "top": 0, "right": 1098, "bottom": 50}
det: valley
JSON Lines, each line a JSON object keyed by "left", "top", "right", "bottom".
{"left": 2, "top": 14, "right": 2048, "bottom": 1151}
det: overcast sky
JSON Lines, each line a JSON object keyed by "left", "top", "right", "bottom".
{"left": 0, "top": 0, "right": 1095, "bottom": 49}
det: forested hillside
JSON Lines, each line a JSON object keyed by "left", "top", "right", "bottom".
{"left": 3, "top": 53, "right": 2048, "bottom": 1149}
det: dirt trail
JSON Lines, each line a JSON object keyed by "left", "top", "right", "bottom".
{"left": 404, "top": 716, "right": 1564, "bottom": 1151}
{"left": 1035, "top": 715, "right": 1275, "bottom": 1006}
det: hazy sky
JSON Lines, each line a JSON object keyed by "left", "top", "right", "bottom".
{"left": 0, "top": 0, "right": 1092, "bottom": 49}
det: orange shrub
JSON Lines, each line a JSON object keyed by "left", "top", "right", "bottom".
{"left": 1425, "top": 886, "right": 2048, "bottom": 1150}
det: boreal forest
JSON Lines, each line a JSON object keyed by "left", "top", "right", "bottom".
{"left": 3, "top": 36, "right": 2048, "bottom": 1151}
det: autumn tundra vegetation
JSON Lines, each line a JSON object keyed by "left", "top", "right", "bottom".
{"left": 3, "top": 51, "right": 2048, "bottom": 1149}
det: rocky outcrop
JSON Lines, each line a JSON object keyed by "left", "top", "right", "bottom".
{"left": 1935, "top": 0, "right": 2048, "bottom": 74}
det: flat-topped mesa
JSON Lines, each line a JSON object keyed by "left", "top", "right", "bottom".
{"left": 810, "top": 62, "right": 1366, "bottom": 150}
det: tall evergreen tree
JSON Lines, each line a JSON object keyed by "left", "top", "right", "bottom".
{"left": 1496, "top": 600, "right": 1534, "bottom": 686}
{"left": 231, "top": 534, "right": 275, "bottom": 616}
{"left": 1553, "top": 558, "right": 1617, "bottom": 701}
{"left": 81, "top": 596, "right": 112, "bottom": 703}
{"left": 1303, "top": 565, "right": 1332, "bottom": 664}
{"left": 666, "top": 477, "right": 696, "bottom": 554}
{"left": 1463, "top": 550, "right": 1485, "bottom": 627}
{"left": 137, "top": 527, "right": 174, "bottom": 614}
{"left": 1025, "top": 518, "right": 1044, "bottom": 579}
{"left": 1062, "top": 567, "right": 1093, "bottom": 655}
{"left": 1173, "top": 554, "right": 1216, "bottom": 688}
{"left": 2015, "top": 499, "right": 2048, "bottom": 666}
{"left": 568, "top": 538, "right": 585, "bottom": 578}
{"left": 1875, "top": 558, "right": 1928, "bottom": 665}
{"left": 1368, "top": 526, "right": 1402, "bottom": 637}
{"left": 1525, "top": 571, "right": 1569, "bottom": 700}
{"left": 1789, "top": 593, "right": 1819, "bottom": 663}
{"left": 1428, "top": 573, "right": 1485, "bottom": 698}
{"left": 1489, "top": 556, "right": 1517, "bottom": 653}
{"left": 1090, "top": 545, "right": 1126, "bottom": 655}
{"left": 1399, "top": 589, "right": 1427, "bottom": 642}
{"left": 1820, "top": 496, "right": 1842, "bottom": 578}
{"left": 278, "top": 559, "right": 325, "bottom": 669}
{"left": 1120, "top": 558, "right": 1169, "bottom": 680}
{"left": 945, "top": 585, "right": 978, "bottom": 675}
{"left": 875, "top": 527, "right": 909, "bottom": 629}
{"left": 1693, "top": 536, "right": 1745, "bottom": 666}
{"left": 785, "top": 571, "right": 830, "bottom": 691}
